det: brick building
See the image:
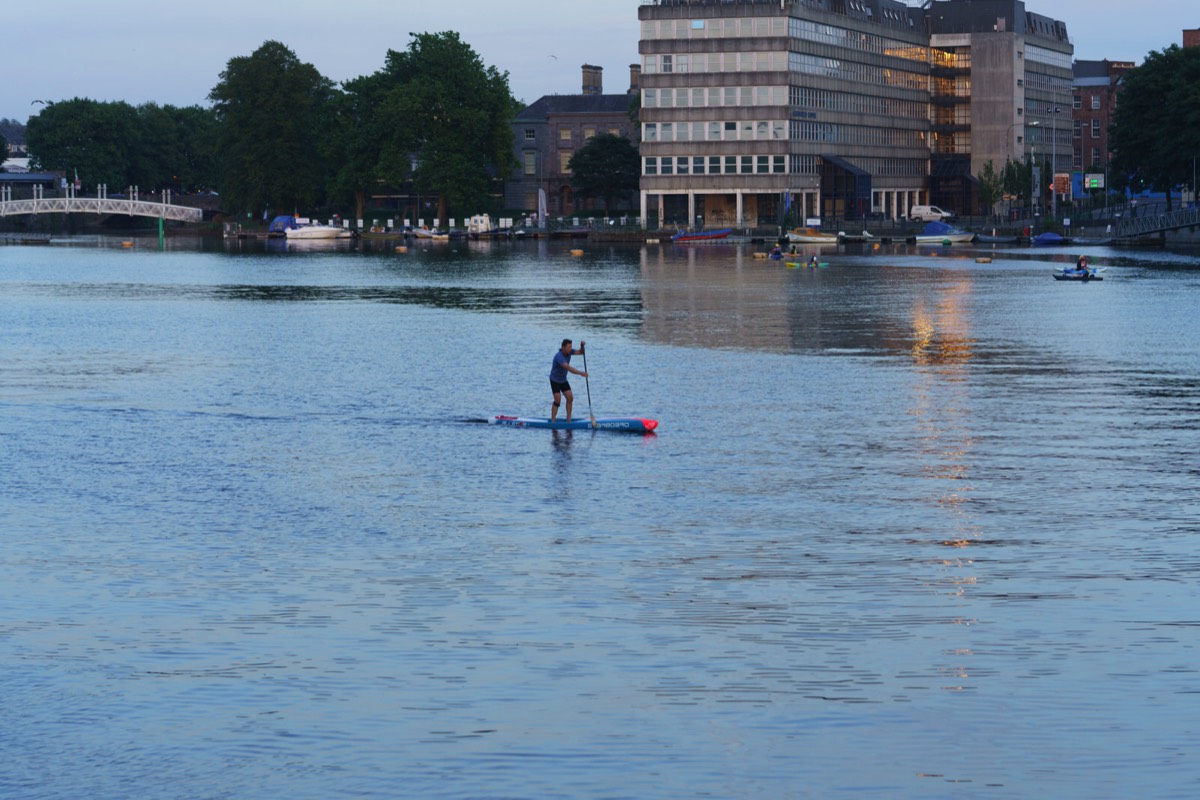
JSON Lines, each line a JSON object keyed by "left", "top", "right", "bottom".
{"left": 1072, "top": 59, "right": 1133, "bottom": 177}
{"left": 505, "top": 65, "right": 641, "bottom": 218}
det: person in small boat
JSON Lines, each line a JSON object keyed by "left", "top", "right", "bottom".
{"left": 1074, "top": 255, "right": 1090, "bottom": 275}
{"left": 770, "top": 245, "right": 782, "bottom": 259}
{"left": 549, "top": 338, "right": 587, "bottom": 423}
{"left": 809, "top": 254, "right": 818, "bottom": 268}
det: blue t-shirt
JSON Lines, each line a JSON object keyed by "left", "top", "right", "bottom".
{"left": 549, "top": 350, "right": 572, "bottom": 382}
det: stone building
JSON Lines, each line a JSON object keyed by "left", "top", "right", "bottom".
{"left": 505, "top": 65, "right": 641, "bottom": 218}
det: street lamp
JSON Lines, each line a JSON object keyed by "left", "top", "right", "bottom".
{"left": 1050, "top": 105, "right": 1061, "bottom": 220}
{"left": 1029, "top": 121, "right": 1040, "bottom": 227}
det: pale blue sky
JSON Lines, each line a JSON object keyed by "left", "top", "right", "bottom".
{"left": 3, "top": 0, "right": 1195, "bottom": 122}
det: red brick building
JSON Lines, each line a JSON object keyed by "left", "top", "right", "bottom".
{"left": 1072, "top": 59, "right": 1134, "bottom": 175}
{"left": 1184, "top": 28, "right": 1200, "bottom": 48}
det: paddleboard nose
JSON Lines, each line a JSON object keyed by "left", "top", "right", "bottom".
{"left": 642, "top": 419, "right": 659, "bottom": 432}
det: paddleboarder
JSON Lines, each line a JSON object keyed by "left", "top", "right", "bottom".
{"left": 550, "top": 339, "right": 588, "bottom": 423}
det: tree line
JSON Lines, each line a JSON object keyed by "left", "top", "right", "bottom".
{"left": 24, "top": 34, "right": 521, "bottom": 222}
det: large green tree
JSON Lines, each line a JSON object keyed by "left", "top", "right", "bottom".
{"left": 567, "top": 133, "right": 639, "bottom": 214}
{"left": 370, "top": 32, "right": 517, "bottom": 223}
{"left": 1111, "top": 44, "right": 1200, "bottom": 209}
{"left": 0, "top": 131, "right": 7, "bottom": 170}
{"left": 209, "top": 40, "right": 335, "bottom": 215}
{"left": 26, "top": 98, "right": 138, "bottom": 188}
{"left": 25, "top": 99, "right": 215, "bottom": 192}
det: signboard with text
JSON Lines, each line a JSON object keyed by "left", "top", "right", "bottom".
{"left": 1085, "top": 173, "right": 1106, "bottom": 189}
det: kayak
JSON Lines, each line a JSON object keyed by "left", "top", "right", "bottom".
{"left": 1053, "top": 271, "right": 1102, "bottom": 281}
{"left": 489, "top": 415, "right": 659, "bottom": 433}
{"left": 786, "top": 261, "right": 828, "bottom": 269}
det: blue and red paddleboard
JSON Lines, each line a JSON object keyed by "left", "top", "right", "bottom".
{"left": 489, "top": 415, "right": 658, "bottom": 433}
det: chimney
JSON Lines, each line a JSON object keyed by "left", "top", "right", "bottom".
{"left": 582, "top": 64, "right": 603, "bottom": 96}
{"left": 629, "top": 63, "right": 642, "bottom": 95}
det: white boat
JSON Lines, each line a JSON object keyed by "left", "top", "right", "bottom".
{"left": 909, "top": 221, "right": 976, "bottom": 244}
{"left": 786, "top": 227, "right": 839, "bottom": 244}
{"left": 285, "top": 223, "right": 352, "bottom": 240}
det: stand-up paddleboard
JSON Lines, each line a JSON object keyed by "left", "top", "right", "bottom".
{"left": 489, "top": 415, "right": 658, "bottom": 433}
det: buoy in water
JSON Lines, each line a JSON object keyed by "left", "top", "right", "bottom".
{"left": 976, "top": 257, "right": 992, "bottom": 264}
{"left": 395, "top": 246, "right": 408, "bottom": 253}
{"left": 570, "top": 249, "right": 584, "bottom": 256}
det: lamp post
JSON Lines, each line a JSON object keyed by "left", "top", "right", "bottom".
{"left": 1029, "top": 121, "right": 1040, "bottom": 230}
{"left": 1050, "top": 105, "right": 1060, "bottom": 220}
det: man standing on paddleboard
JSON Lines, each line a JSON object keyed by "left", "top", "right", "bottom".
{"left": 550, "top": 339, "right": 588, "bottom": 423}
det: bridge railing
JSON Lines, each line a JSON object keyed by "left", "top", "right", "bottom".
{"left": 1115, "top": 206, "right": 1200, "bottom": 239}
{"left": 0, "top": 184, "right": 202, "bottom": 222}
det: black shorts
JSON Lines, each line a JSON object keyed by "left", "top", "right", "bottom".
{"left": 550, "top": 379, "right": 571, "bottom": 394}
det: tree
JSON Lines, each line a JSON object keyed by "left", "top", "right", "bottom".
{"left": 209, "top": 40, "right": 335, "bottom": 215}
{"left": 976, "top": 160, "right": 1003, "bottom": 217}
{"left": 26, "top": 98, "right": 138, "bottom": 188}
{"left": 372, "top": 32, "right": 517, "bottom": 222}
{"left": 567, "top": 133, "right": 640, "bottom": 214}
{"left": 1112, "top": 44, "right": 1200, "bottom": 209}
{"left": 0, "top": 130, "right": 7, "bottom": 170}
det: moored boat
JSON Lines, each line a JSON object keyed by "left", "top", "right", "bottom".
{"left": 285, "top": 223, "right": 353, "bottom": 240}
{"left": 671, "top": 228, "right": 733, "bottom": 242}
{"left": 785, "top": 227, "right": 839, "bottom": 244}
{"left": 909, "top": 221, "right": 976, "bottom": 244}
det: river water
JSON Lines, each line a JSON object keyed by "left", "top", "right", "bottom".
{"left": 2, "top": 235, "right": 1198, "bottom": 799}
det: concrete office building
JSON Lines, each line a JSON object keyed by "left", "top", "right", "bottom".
{"left": 926, "top": 0, "right": 1073, "bottom": 214}
{"left": 637, "top": 0, "right": 1071, "bottom": 227}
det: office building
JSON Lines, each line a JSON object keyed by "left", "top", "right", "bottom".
{"left": 637, "top": 0, "right": 1072, "bottom": 226}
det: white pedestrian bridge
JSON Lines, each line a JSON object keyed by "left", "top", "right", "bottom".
{"left": 0, "top": 185, "right": 203, "bottom": 223}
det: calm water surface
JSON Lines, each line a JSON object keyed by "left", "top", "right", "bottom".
{"left": 2, "top": 236, "right": 1198, "bottom": 799}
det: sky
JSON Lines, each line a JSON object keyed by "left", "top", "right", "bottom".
{"left": 3, "top": 0, "right": 1197, "bottom": 123}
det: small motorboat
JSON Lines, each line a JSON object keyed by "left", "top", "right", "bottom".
{"left": 909, "top": 221, "right": 976, "bottom": 244}
{"left": 1053, "top": 268, "right": 1103, "bottom": 281}
{"left": 785, "top": 227, "right": 839, "bottom": 244}
{"left": 671, "top": 228, "right": 733, "bottom": 243}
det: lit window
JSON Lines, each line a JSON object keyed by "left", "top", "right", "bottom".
{"left": 560, "top": 128, "right": 572, "bottom": 141}
{"left": 524, "top": 152, "right": 536, "bottom": 176}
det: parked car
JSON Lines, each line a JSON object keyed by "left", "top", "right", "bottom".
{"left": 908, "top": 205, "right": 956, "bottom": 222}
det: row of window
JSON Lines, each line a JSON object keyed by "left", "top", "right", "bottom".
{"left": 791, "top": 53, "right": 928, "bottom": 91}
{"left": 1023, "top": 71, "right": 1074, "bottom": 96}
{"left": 791, "top": 86, "right": 928, "bottom": 121}
{"left": 1073, "top": 119, "right": 1105, "bottom": 138}
{"left": 790, "top": 18, "right": 928, "bottom": 64}
{"left": 644, "top": 155, "right": 788, "bottom": 176}
{"left": 643, "top": 154, "right": 927, "bottom": 179}
{"left": 643, "top": 50, "right": 788, "bottom": 75}
{"left": 1074, "top": 94, "right": 1105, "bottom": 110}
{"left": 644, "top": 120, "right": 788, "bottom": 143}
{"left": 642, "top": 118, "right": 926, "bottom": 148}
{"left": 1073, "top": 148, "right": 1107, "bottom": 169}
{"left": 640, "top": 16, "right": 788, "bottom": 41}
{"left": 793, "top": 121, "right": 927, "bottom": 148}
{"left": 1025, "top": 44, "right": 1073, "bottom": 70}
{"left": 523, "top": 128, "right": 621, "bottom": 143}
{"left": 643, "top": 85, "right": 788, "bottom": 110}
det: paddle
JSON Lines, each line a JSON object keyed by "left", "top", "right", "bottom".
{"left": 581, "top": 346, "right": 596, "bottom": 429}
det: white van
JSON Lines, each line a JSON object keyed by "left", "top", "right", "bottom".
{"left": 908, "top": 205, "right": 955, "bottom": 222}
